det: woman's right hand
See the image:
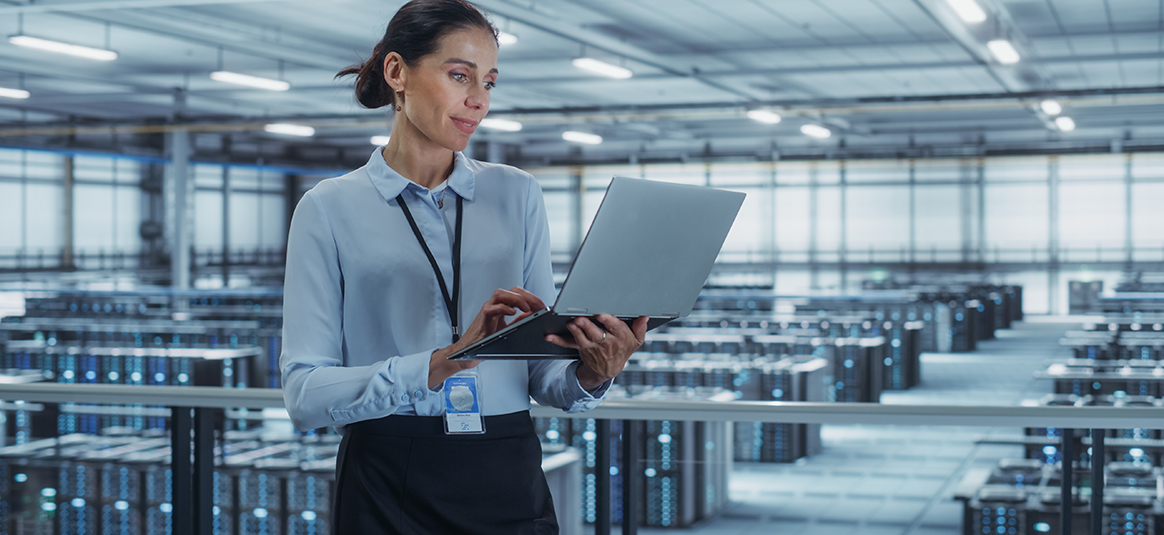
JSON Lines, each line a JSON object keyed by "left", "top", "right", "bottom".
{"left": 427, "top": 287, "right": 546, "bottom": 388}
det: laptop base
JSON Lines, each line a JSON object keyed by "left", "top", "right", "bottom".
{"left": 448, "top": 314, "right": 672, "bottom": 360}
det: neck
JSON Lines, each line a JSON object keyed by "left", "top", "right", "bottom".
{"left": 381, "top": 117, "right": 457, "bottom": 190}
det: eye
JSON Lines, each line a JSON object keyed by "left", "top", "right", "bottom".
{"left": 451, "top": 72, "right": 468, "bottom": 82}
{"left": 484, "top": 81, "right": 496, "bottom": 90}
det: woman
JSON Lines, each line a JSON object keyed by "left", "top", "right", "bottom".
{"left": 279, "top": 0, "right": 647, "bottom": 533}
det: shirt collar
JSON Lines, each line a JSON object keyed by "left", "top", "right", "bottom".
{"left": 365, "top": 147, "right": 476, "bottom": 203}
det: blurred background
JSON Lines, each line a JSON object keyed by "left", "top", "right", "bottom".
{"left": 0, "top": 1, "right": 1162, "bottom": 534}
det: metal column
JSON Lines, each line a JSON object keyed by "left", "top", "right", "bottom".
{"left": 908, "top": 159, "right": 917, "bottom": 265}
{"left": 570, "top": 167, "right": 585, "bottom": 255}
{"left": 1125, "top": 153, "right": 1134, "bottom": 267}
{"left": 1090, "top": 429, "right": 1105, "bottom": 535}
{"left": 222, "top": 164, "right": 231, "bottom": 283}
{"left": 595, "top": 419, "right": 611, "bottom": 535}
{"left": 808, "top": 161, "right": 817, "bottom": 290}
{"left": 170, "top": 126, "right": 192, "bottom": 289}
{"left": 486, "top": 141, "right": 504, "bottom": 164}
{"left": 622, "top": 419, "right": 641, "bottom": 535}
{"left": 1049, "top": 156, "right": 1061, "bottom": 314}
{"left": 768, "top": 161, "right": 778, "bottom": 289}
{"left": 976, "top": 158, "right": 986, "bottom": 263}
{"left": 193, "top": 408, "right": 215, "bottom": 535}
{"left": 63, "top": 156, "right": 74, "bottom": 269}
{"left": 172, "top": 407, "right": 193, "bottom": 535}
{"left": 1060, "top": 428, "right": 1073, "bottom": 535}
{"left": 839, "top": 161, "right": 847, "bottom": 291}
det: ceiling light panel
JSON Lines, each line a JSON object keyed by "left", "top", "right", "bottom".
{"left": 947, "top": 0, "right": 987, "bottom": 23}
{"left": 987, "top": 40, "right": 1020, "bottom": 64}
{"left": 9, "top": 35, "right": 117, "bottom": 61}
{"left": 562, "top": 131, "right": 603, "bottom": 145}
{"left": 572, "top": 58, "right": 633, "bottom": 79}
{"left": 480, "top": 118, "right": 523, "bottom": 132}
{"left": 264, "top": 124, "right": 314, "bottom": 137}
{"left": 747, "top": 110, "right": 782, "bottom": 124}
{"left": 800, "top": 124, "right": 832, "bottom": 139}
{"left": 0, "top": 87, "right": 30, "bottom": 99}
{"left": 211, "top": 71, "right": 290, "bottom": 91}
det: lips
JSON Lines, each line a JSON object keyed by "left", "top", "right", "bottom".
{"left": 451, "top": 117, "right": 478, "bottom": 134}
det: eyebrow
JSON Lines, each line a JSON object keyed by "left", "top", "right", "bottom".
{"left": 444, "top": 58, "right": 499, "bottom": 75}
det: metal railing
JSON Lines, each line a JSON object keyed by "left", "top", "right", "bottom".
{"left": 1, "top": 382, "right": 1162, "bottom": 535}
{"left": 11, "top": 243, "right": 1164, "bottom": 273}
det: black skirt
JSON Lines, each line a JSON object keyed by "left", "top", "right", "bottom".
{"left": 333, "top": 410, "right": 559, "bottom": 535}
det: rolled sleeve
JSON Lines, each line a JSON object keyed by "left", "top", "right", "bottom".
{"left": 280, "top": 190, "right": 436, "bottom": 431}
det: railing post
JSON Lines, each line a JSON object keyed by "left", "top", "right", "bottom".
{"left": 622, "top": 419, "right": 640, "bottom": 535}
{"left": 193, "top": 408, "right": 215, "bottom": 535}
{"left": 1061, "top": 428, "right": 1074, "bottom": 535}
{"left": 172, "top": 407, "right": 193, "bottom": 535}
{"left": 1090, "top": 429, "right": 1104, "bottom": 535}
{"left": 595, "top": 419, "right": 610, "bottom": 535}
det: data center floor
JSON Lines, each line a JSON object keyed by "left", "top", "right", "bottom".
{"left": 613, "top": 320, "right": 1071, "bottom": 535}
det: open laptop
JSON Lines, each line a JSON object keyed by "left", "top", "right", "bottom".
{"left": 447, "top": 176, "right": 745, "bottom": 360}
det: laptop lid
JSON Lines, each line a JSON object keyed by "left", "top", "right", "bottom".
{"left": 552, "top": 176, "right": 745, "bottom": 318}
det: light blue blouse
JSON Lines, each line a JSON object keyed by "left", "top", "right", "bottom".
{"left": 280, "top": 148, "right": 610, "bottom": 431}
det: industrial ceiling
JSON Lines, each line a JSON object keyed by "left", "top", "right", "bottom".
{"left": 0, "top": 0, "right": 1161, "bottom": 169}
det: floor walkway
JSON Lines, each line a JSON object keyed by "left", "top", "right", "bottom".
{"left": 625, "top": 320, "right": 1075, "bottom": 535}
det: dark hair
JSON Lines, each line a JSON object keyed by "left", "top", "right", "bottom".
{"left": 337, "top": 0, "right": 497, "bottom": 110}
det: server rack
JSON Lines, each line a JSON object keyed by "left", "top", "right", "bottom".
{"left": 957, "top": 460, "right": 1164, "bottom": 535}
{"left": 533, "top": 387, "right": 734, "bottom": 529}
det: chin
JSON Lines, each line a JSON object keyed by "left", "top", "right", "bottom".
{"left": 445, "top": 136, "right": 471, "bottom": 153}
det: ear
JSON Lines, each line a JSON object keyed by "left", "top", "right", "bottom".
{"left": 382, "top": 51, "right": 406, "bottom": 93}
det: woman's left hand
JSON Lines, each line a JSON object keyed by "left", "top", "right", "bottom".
{"left": 546, "top": 315, "right": 649, "bottom": 391}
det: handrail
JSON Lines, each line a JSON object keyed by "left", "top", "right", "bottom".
{"left": 1, "top": 382, "right": 1162, "bottom": 429}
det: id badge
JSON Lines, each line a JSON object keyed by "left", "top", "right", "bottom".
{"left": 443, "top": 373, "right": 485, "bottom": 434}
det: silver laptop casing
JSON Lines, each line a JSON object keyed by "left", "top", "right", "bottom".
{"left": 448, "top": 176, "right": 745, "bottom": 360}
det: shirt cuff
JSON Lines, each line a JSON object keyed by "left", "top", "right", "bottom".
{"left": 382, "top": 348, "right": 436, "bottom": 406}
{"left": 564, "top": 361, "right": 612, "bottom": 413}
{"left": 324, "top": 348, "right": 437, "bottom": 425}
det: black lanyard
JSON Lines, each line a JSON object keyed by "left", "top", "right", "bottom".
{"left": 396, "top": 192, "right": 463, "bottom": 343}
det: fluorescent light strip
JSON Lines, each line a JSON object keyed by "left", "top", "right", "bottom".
{"left": 480, "top": 118, "right": 523, "bottom": 132}
{"left": 370, "top": 135, "right": 391, "bottom": 145}
{"left": 1055, "top": 116, "right": 1075, "bottom": 132}
{"left": 987, "top": 40, "right": 1020, "bottom": 64}
{"left": 562, "top": 131, "right": 602, "bottom": 145}
{"left": 1040, "top": 100, "right": 1062, "bottom": 115}
{"left": 498, "top": 32, "right": 518, "bottom": 46}
{"left": 747, "top": 110, "right": 782, "bottom": 124}
{"left": 947, "top": 0, "right": 987, "bottom": 23}
{"left": 0, "top": 87, "right": 30, "bottom": 99}
{"left": 210, "top": 71, "right": 290, "bottom": 91}
{"left": 801, "top": 124, "right": 832, "bottom": 139}
{"left": 9, "top": 35, "right": 117, "bottom": 61}
{"left": 264, "top": 124, "right": 314, "bottom": 137}
{"left": 572, "top": 58, "right": 633, "bottom": 79}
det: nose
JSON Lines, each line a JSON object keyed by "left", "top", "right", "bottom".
{"left": 466, "top": 84, "right": 488, "bottom": 111}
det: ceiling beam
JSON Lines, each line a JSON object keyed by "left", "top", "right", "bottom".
{"left": 0, "top": 0, "right": 289, "bottom": 15}
{"left": 4, "top": 85, "right": 1162, "bottom": 137}
{"left": 472, "top": 0, "right": 762, "bottom": 102}
{"left": 909, "top": 0, "right": 1043, "bottom": 93}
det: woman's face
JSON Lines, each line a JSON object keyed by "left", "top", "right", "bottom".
{"left": 395, "top": 28, "right": 498, "bottom": 152}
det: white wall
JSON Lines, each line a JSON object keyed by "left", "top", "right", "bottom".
{"left": 0, "top": 148, "right": 288, "bottom": 269}
{"left": 523, "top": 152, "right": 1164, "bottom": 315}
{"left": 190, "top": 163, "right": 287, "bottom": 253}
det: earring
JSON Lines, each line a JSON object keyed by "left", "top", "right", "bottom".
{"left": 394, "top": 90, "right": 403, "bottom": 112}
